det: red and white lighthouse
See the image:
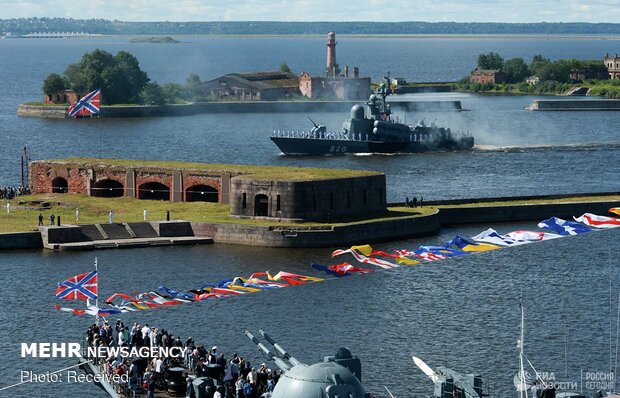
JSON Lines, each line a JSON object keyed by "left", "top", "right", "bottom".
{"left": 326, "top": 32, "right": 337, "bottom": 77}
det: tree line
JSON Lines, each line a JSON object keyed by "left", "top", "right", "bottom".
{"left": 473, "top": 52, "right": 608, "bottom": 83}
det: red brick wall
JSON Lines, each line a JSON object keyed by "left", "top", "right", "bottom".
{"left": 29, "top": 162, "right": 90, "bottom": 194}
{"left": 183, "top": 175, "right": 222, "bottom": 202}
{"left": 30, "top": 161, "right": 227, "bottom": 203}
{"left": 135, "top": 173, "right": 172, "bottom": 191}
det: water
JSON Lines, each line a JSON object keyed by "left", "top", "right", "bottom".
{"left": 0, "top": 36, "right": 619, "bottom": 397}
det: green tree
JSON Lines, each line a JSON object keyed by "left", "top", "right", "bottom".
{"left": 279, "top": 63, "right": 292, "bottom": 73}
{"left": 162, "top": 83, "right": 185, "bottom": 103}
{"left": 63, "top": 49, "right": 149, "bottom": 104}
{"left": 503, "top": 57, "right": 529, "bottom": 83}
{"left": 185, "top": 73, "right": 203, "bottom": 100}
{"left": 529, "top": 54, "right": 551, "bottom": 77}
{"left": 538, "top": 60, "right": 572, "bottom": 83}
{"left": 42, "top": 73, "right": 66, "bottom": 95}
{"left": 141, "top": 82, "right": 165, "bottom": 105}
{"left": 477, "top": 52, "right": 504, "bottom": 70}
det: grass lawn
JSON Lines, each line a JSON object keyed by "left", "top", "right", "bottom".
{"left": 0, "top": 194, "right": 436, "bottom": 233}
{"left": 49, "top": 158, "right": 381, "bottom": 182}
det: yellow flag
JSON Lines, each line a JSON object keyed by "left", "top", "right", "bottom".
{"left": 350, "top": 244, "right": 373, "bottom": 256}
{"left": 461, "top": 243, "right": 500, "bottom": 252}
{"left": 396, "top": 256, "right": 420, "bottom": 265}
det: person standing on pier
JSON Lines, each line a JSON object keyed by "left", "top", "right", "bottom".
{"left": 75, "top": 207, "right": 80, "bottom": 223}
{"left": 50, "top": 212, "right": 55, "bottom": 225}
{"left": 38, "top": 212, "right": 43, "bottom": 226}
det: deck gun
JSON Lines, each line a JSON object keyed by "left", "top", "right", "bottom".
{"left": 245, "top": 330, "right": 368, "bottom": 398}
{"left": 307, "top": 116, "right": 327, "bottom": 135}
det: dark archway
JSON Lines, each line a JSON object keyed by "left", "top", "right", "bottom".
{"left": 254, "top": 194, "right": 268, "bottom": 217}
{"left": 92, "top": 179, "right": 124, "bottom": 197}
{"left": 138, "top": 182, "right": 170, "bottom": 201}
{"left": 51, "top": 177, "right": 68, "bottom": 193}
{"left": 186, "top": 185, "right": 218, "bottom": 202}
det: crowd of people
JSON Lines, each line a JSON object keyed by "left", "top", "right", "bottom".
{"left": 0, "top": 185, "right": 29, "bottom": 199}
{"left": 85, "top": 320, "right": 279, "bottom": 398}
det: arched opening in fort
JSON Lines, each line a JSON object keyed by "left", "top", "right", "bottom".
{"left": 138, "top": 182, "right": 170, "bottom": 201}
{"left": 51, "top": 177, "right": 68, "bottom": 193}
{"left": 92, "top": 179, "right": 124, "bottom": 198}
{"left": 185, "top": 185, "right": 219, "bottom": 203}
{"left": 254, "top": 194, "right": 269, "bottom": 217}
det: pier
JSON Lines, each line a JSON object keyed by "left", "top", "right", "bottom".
{"left": 525, "top": 99, "right": 620, "bottom": 111}
{"left": 39, "top": 221, "right": 213, "bottom": 251}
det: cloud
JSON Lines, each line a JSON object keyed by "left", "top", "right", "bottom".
{"left": 1, "top": 0, "right": 620, "bottom": 22}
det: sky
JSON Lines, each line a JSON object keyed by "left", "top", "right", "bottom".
{"left": 1, "top": 0, "right": 620, "bottom": 23}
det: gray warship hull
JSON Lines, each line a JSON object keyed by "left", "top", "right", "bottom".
{"left": 271, "top": 136, "right": 474, "bottom": 155}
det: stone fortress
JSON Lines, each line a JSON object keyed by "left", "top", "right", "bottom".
{"left": 29, "top": 158, "right": 386, "bottom": 222}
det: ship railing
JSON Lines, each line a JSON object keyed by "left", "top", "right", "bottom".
{"left": 272, "top": 130, "right": 368, "bottom": 141}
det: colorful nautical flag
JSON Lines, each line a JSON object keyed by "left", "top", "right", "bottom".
{"left": 609, "top": 207, "right": 620, "bottom": 217}
{"left": 444, "top": 235, "right": 500, "bottom": 252}
{"left": 472, "top": 228, "right": 530, "bottom": 246}
{"left": 68, "top": 88, "right": 101, "bottom": 117}
{"left": 55, "top": 270, "right": 98, "bottom": 300}
{"left": 505, "top": 230, "right": 562, "bottom": 241}
{"left": 312, "top": 262, "right": 374, "bottom": 277}
{"left": 573, "top": 213, "right": 620, "bottom": 229}
{"left": 332, "top": 248, "right": 399, "bottom": 269}
{"left": 158, "top": 286, "right": 195, "bottom": 300}
{"left": 537, "top": 217, "right": 591, "bottom": 236}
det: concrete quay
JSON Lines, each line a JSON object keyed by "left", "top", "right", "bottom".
{"left": 38, "top": 221, "right": 214, "bottom": 251}
{"left": 525, "top": 99, "right": 620, "bottom": 111}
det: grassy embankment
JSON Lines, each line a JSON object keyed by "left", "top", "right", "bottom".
{"left": 0, "top": 194, "right": 434, "bottom": 233}
{"left": 1, "top": 192, "right": 617, "bottom": 234}
{"left": 436, "top": 194, "right": 620, "bottom": 208}
{"left": 397, "top": 80, "right": 620, "bottom": 98}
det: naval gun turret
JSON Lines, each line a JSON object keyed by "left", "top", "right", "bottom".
{"left": 413, "top": 356, "right": 485, "bottom": 398}
{"left": 246, "top": 330, "right": 369, "bottom": 398}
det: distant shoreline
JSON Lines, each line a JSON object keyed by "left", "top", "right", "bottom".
{"left": 6, "top": 33, "right": 620, "bottom": 40}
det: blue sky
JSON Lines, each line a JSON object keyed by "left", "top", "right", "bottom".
{"left": 1, "top": 0, "right": 620, "bottom": 23}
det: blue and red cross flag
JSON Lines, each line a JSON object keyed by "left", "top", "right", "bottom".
{"left": 55, "top": 270, "right": 98, "bottom": 300}
{"left": 68, "top": 88, "right": 101, "bottom": 117}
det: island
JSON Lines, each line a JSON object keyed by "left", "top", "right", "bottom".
{"left": 129, "top": 36, "right": 180, "bottom": 43}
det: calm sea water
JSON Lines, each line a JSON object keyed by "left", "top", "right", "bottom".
{"left": 0, "top": 36, "right": 618, "bottom": 397}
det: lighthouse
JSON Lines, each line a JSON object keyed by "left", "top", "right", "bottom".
{"left": 326, "top": 32, "right": 337, "bottom": 78}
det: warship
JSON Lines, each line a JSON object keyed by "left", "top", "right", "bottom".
{"left": 270, "top": 76, "right": 474, "bottom": 156}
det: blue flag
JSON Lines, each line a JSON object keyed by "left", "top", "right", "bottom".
{"left": 537, "top": 217, "right": 591, "bottom": 236}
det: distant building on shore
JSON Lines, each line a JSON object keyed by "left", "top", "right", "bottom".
{"left": 604, "top": 53, "right": 620, "bottom": 79}
{"left": 525, "top": 76, "right": 540, "bottom": 85}
{"left": 199, "top": 71, "right": 300, "bottom": 101}
{"left": 44, "top": 89, "right": 81, "bottom": 104}
{"left": 469, "top": 69, "right": 506, "bottom": 84}
{"left": 298, "top": 32, "right": 371, "bottom": 100}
